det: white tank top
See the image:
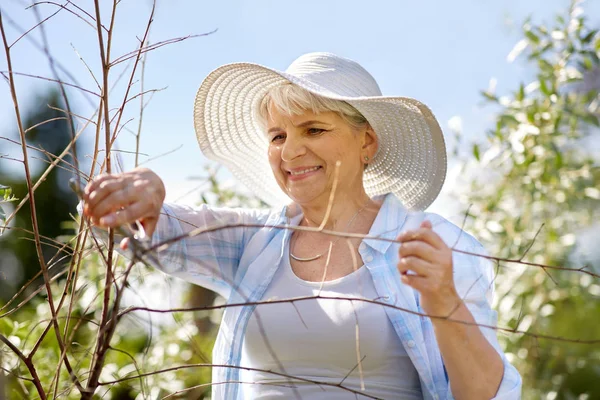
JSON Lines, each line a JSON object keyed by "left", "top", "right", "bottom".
{"left": 240, "top": 241, "right": 423, "bottom": 399}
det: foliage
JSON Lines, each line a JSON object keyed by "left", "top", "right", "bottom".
{"left": 0, "top": 184, "right": 17, "bottom": 236}
{"left": 1, "top": 255, "right": 215, "bottom": 399}
{"left": 458, "top": 2, "right": 600, "bottom": 398}
{"left": 1, "top": 164, "right": 264, "bottom": 399}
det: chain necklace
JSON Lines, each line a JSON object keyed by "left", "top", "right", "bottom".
{"left": 290, "top": 201, "right": 370, "bottom": 262}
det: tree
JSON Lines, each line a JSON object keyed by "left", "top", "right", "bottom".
{"left": 458, "top": 2, "right": 600, "bottom": 398}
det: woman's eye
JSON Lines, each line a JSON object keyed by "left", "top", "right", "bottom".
{"left": 307, "top": 128, "right": 325, "bottom": 135}
{"left": 270, "top": 134, "right": 285, "bottom": 142}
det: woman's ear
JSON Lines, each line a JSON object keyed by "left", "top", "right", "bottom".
{"left": 362, "top": 123, "right": 378, "bottom": 161}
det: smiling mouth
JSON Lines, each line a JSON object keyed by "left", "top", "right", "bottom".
{"left": 288, "top": 166, "right": 322, "bottom": 176}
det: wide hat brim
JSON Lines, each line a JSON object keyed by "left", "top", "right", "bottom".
{"left": 193, "top": 62, "right": 447, "bottom": 211}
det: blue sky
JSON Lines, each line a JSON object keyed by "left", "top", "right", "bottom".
{"left": 1, "top": 0, "right": 598, "bottom": 215}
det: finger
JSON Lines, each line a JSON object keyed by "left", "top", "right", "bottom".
{"left": 92, "top": 185, "right": 140, "bottom": 219}
{"left": 398, "top": 226, "right": 446, "bottom": 250}
{"left": 142, "top": 216, "right": 159, "bottom": 238}
{"left": 84, "top": 174, "right": 114, "bottom": 198}
{"left": 99, "top": 200, "right": 152, "bottom": 228}
{"left": 400, "top": 273, "right": 428, "bottom": 292}
{"left": 398, "top": 241, "right": 437, "bottom": 263}
{"left": 397, "top": 256, "right": 431, "bottom": 277}
{"left": 420, "top": 220, "right": 432, "bottom": 229}
{"left": 85, "top": 178, "right": 125, "bottom": 212}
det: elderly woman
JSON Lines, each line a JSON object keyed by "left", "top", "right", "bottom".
{"left": 83, "top": 53, "right": 521, "bottom": 399}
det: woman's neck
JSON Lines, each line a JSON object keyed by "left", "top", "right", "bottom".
{"left": 298, "top": 191, "right": 376, "bottom": 230}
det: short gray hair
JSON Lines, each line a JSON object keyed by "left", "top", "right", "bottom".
{"left": 256, "top": 83, "right": 368, "bottom": 131}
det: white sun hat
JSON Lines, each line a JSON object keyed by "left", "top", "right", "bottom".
{"left": 193, "top": 52, "right": 446, "bottom": 211}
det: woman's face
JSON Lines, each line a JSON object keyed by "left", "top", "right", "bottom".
{"left": 266, "top": 105, "right": 377, "bottom": 207}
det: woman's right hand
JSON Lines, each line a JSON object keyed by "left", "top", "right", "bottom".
{"left": 82, "top": 167, "right": 166, "bottom": 240}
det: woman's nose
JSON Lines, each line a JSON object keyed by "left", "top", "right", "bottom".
{"left": 281, "top": 135, "right": 306, "bottom": 162}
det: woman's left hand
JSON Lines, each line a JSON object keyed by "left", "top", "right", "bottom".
{"left": 397, "top": 220, "right": 462, "bottom": 316}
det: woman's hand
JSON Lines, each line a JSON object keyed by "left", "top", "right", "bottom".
{"left": 397, "top": 220, "right": 462, "bottom": 316}
{"left": 82, "top": 168, "right": 166, "bottom": 240}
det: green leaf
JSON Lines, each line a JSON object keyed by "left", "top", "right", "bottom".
{"left": 581, "top": 113, "right": 600, "bottom": 127}
{"left": 538, "top": 59, "right": 554, "bottom": 73}
{"left": 540, "top": 79, "right": 551, "bottom": 96}
{"left": 517, "top": 83, "right": 525, "bottom": 101}
{"left": 554, "top": 149, "right": 563, "bottom": 169}
{"left": 473, "top": 144, "right": 481, "bottom": 161}
{"left": 499, "top": 114, "right": 519, "bottom": 127}
{"left": 481, "top": 91, "right": 498, "bottom": 102}
{"left": 0, "top": 184, "right": 12, "bottom": 201}
{"left": 581, "top": 29, "right": 598, "bottom": 44}
{"left": 0, "top": 204, "right": 5, "bottom": 236}
{"left": 525, "top": 30, "right": 540, "bottom": 44}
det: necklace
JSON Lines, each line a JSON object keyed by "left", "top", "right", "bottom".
{"left": 290, "top": 201, "right": 370, "bottom": 262}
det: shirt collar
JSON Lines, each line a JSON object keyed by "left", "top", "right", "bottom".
{"left": 280, "top": 192, "right": 409, "bottom": 254}
{"left": 363, "top": 193, "right": 409, "bottom": 254}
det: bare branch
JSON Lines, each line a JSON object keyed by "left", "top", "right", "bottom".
{"left": 0, "top": 70, "right": 101, "bottom": 97}
{"left": 0, "top": 10, "right": 83, "bottom": 392}
{"left": 0, "top": 334, "right": 46, "bottom": 399}
{"left": 28, "top": 1, "right": 101, "bottom": 31}
{"left": 99, "top": 363, "right": 381, "bottom": 399}
{"left": 10, "top": 7, "right": 61, "bottom": 48}
{"left": 119, "top": 294, "right": 600, "bottom": 345}
{"left": 109, "top": 30, "right": 217, "bottom": 67}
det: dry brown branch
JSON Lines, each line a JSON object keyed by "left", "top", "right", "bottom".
{"left": 119, "top": 294, "right": 600, "bottom": 345}
{"left": 0, "top": 366, "right": 34, "bottom": 384}
{"left": 9, "top": 6, "right": 61, "bottom": 47}
{"left": 0, "top": 10, "right": 83, "bottom": 393}
{"left": 317, "top": 160, "right": 341, "bottom": 230}
{"left": 98, "top": 363, "right": 382, "bottom": 399}
{"left": 0, "top": 334, "right": 45, "bottom": 399}
{"left": 0, "top": 154, "right": 22, "bottom": 163}
{"left": 149, "top": 221, "right": 600, "bottom": 279}
{"left": 0, "top": 11, "right": 96, "bottom": 108}
{"left": 108, "top": 31, "right": 217, "bottom": 67}
{"left": 135, "top": 35, "right": 149, "bottom": 168}
{"left": 28, "top": 1, "right": 102, "bottom": 31}
{"left": 23, "top": 116, "right": 68, "bottom": 133}
{"left": 137, "top": 143, "right": 184, "bottom": 166}
{"left": 47, "top": 105, "right": 98, "bottom": 126}
{"left": 82, "top": 2, "right": 158, "bottom": 395}
{"left": 70, "top": 43, "right": 102, "bottom": 91}
{"left": 0, "top": 70, "right": 101, "bottom": 97}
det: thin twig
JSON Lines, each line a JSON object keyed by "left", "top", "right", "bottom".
{"left": 109, "top": 31, "right": 217, "bottom": 67}
{"left": 0, "top": 10, "right": 83, "bottom": 394}
{"left": 0, "top": 71, "right": 100, "bottom": 97}
{"left": 28, "top": 1, "right": 101, "bottom": 31}
{"left": 119, "top": 294, "right": 600, "bottom": 344}
{"left": 0, "top": 334, "right": 46, "bottom": 399}
{"left": 99, "top": 363, "right": 381, "bottom": 399}
{"left": 135, "top": 34, "right": 150, "bottom": 167}
{"left": 9, "top": 7, "right": 61, "bottom": 47}
{"left": 150, "top": 221, "right": 600, "bottom": 279}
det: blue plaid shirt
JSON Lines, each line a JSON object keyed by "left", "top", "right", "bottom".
{"left": 151, "top": 193, "right": 522, "bottom": 399}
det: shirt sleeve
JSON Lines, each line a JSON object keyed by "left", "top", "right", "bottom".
{"left": 82, "top": 200, "right": 270, "bottom": 300}
{"left": 451, "top": 241, "right": 523, "bottom": 399}
{"left": 148, "top": 203, "right": 269, "bottom": 299}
